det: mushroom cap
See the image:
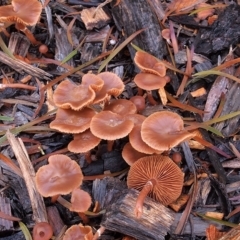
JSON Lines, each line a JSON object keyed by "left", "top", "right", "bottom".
{"left": 129, "top": 125, "right": 161, "bottom": 154}
{"left": 134, "top": 73, "right": 167, "bottom": 90}
{"left": 161, "top": 29, "right": 170, "bottom": 40}
{"left": 63, "top": 224, "right": 93, "bottom": 240}
{"left": 70, "top": 189, "right": 92, "bottom": 212}
{"left": 53, "top": 79, "right": 95, "bottom": 110}
{"left": 0, "top": 0, "right": 42, "bottom": 26}
{"left": 93, "top": 72, "right": 124, "bottom": 103}
{"left": 141, "top": 111, "right": 194, "bottom": 151}
{"left": 122, "top": 142, "right": 148, "bottom": 166}
{"left": 35, "top": 154, "right": 83, "bottom": 197}
{"left": 127, "top": 155, "right": 183, "bottom": 205}
{"left": 134, "top": 51, "right": 166, "bottom": 77}
{"left": 81, "top": 73, "right": 104, "bottom": 92}
{"left": 90, "top": 111, "right": 134, "bottom": 140}
{"left": 68, "top": 129, "right": 101, "bottom": 153}
{"left": 125, "top": 114, "right": 146, "bottom": 126}
{"left": 33, "top": 222, "right": 53, "bottom": 240}
{"left": 50, "top": 108, "right": 96, "bottom": 134}
{"left": 129, "top": 96, "right": 146, "bottom": 112}
{"left": 104, "top": 99, "right": 137, "bottom": 116}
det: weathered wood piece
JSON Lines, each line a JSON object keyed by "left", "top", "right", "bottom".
{"left": 195, "top": 4, "right": 240, "bottom": 55}
{"left": 81, "top": 7, "right": 111, "bottom": 30}
{"left": 111, "top": 0, "right": 165, "bottom": 61}
{"left": 8, "top": 32, "right": 30, "bottom": 57}
{"left": 0, "top": 51, "right": 51, "bottom": 80}
{"left": 0, "top": 196, "right": 14, "bottom": 231}
{"left": 6, "top": 131, "right": 48, "bottom": 223}
{"left": 102, "top": 189, "right": 175, "bottom": 240}
{"left": 93, "top": 178, "right": 174, "bottom": 240}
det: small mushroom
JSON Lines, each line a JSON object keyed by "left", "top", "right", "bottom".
{"left": 127, "top": 155, "right": 183, "bottom": 217}
{"left": 50, "top": 108, "right": 96, "bottom": 134}
{"left": 104, "top": 99, "right": 137, "bottom": 115}
{"left": 53, "top": 79, "right": 96, "bottom": 110}
{"left": 141, "top": 111, "right": 194, "bottom": 152}
{"left": 63, "top": 224, "right": 93, "bottom": 240}
{"left": 33, "top": 222, "right": 53, "bottom": 240}
{"left": 129, "top": 95, "right": 146, "bottom": 113}
{"left": 35, "top": 154, "right": 83, "bottom": 197}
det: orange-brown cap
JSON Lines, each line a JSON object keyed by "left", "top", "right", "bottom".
{"left": 53, "top": 79, "right": 95, "bottom": 110}
{"left": 127, "top": 155, "right": 183, "bottom": 205}
{"left": 125, "top": 114, "right": 146, "bottom": 126}
{"left": 90, "top": 111, "right": 134, "bottom": 140}
{"left": 134, "top": 51, "right": 166, "bottom": 77}
{"left": 93, "top": 72, "right": 124, "bottom": 103}
{"left": 70, "top": 188, "right": 92, "bottom": 212}
{"left": 68, "top": 129, "right": 101, "bottom": 153}
{"left": 35, "top": 154, "right": 83, "bottom": 197}
{"left": 0, "top": 0, "right": 42, "bottom": 27}
{"left": 104, "top": 99, "right": 137, "bottom": 116}
{"left": 50, "top": 108, "right": 96, "bottom": 134}
{"left": 122, "top": 142, "right": 148, "bottom": 166}
{"left": 129, "top": 96, "right": 146, "bottom": 112}
{"left": 81, "top": 73, "right": 104, "bottom": 92}
{"left": 63, "top": 224, "right": 93, "bottom": 240}
{"left": 33, "top": 222, "right": 53, "bottom": 240}
{"left": 141, "top": 111, "right": 194, "bottom": 151}
{"left": 129, "top": 125, "right": 161, "bottom": 154}
{"left": 134, "top": 73, "right": 167, "bottom": 90}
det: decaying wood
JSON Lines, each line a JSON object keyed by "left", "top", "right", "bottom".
{"left": 81, "top": 7, "right": 111, "bottom": 30}
{"left": 0, "top": 51, "right": 51, "bottom": 80}
{"left": 54, "top": 26, "right": 75, "bottom": 73}
{"left": 8, "top": 32, "right": 30, "bottom": 57}
{"left": 111, "top": 0, "right": 165, "bottom": 61}
{"left": 93, "top": 177, "right": 174, "bottom": 240}
{"left": 6, "top": 131, "right": 48, "bottom": 223}
{"left": 0, "top": 196, "right": 14, "bottom": 231}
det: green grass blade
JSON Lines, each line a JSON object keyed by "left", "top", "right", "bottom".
{"left": 0, "top": 115, "right": 14, "bottom": 121}
{"left": 0, "top": 35, "right": 15, "bottom": 59}
{"left": 98, "top": 29, "right": 144, "bottom": 73}
{"left": 19, "top": 222, "right": 32, "bottom": 240}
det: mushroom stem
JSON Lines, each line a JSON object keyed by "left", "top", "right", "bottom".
{"left": 107, "top": 140, "right": 114, "bottom": 152}
{"left": 146, "top": 91, "right": 157, "bottom": 105}
{"left": 135, "top": 179, "right": 156, "bottom": 218}
{"left": 51, "top": 194, "right": 60, "bottom": 203}
{"left": 57, "top": 195, "right": 72, "bottom": 209}
{"left": 92, "top": 225, "right": 106, "bottom": 240}
{"left": 137, "top": 87, "right": 143, "bottom": 96}
{"left": 84, "top": 151, "right": 92, "bottom": 164}
{"left": 22, "top": 27, "right": 41, "bottom": 45}
{"left": 78, "top": 212, "right": 89, "bottom": 224}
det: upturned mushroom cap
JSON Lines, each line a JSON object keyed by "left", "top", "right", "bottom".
{"left": 122, "top": 142, "right": 148, "bottom": 166}
{"left": 63, "top": 224, "right": 93, "bottom": 240}
{"left": 35, "top": 154, "right": 83, "bottom": 197}
{"left": 127, "top": 155, "right": 183, "bottom": 205}
{"left": 53, "top": 79, "right": 95, "bottom": 110}
{"left": 81, "top": 73, "right": 104, "bottom": 92}
{"left": 90, "top": 111, "right": 134, "bottom": 140}
{"left": 141, "top": 111, "right": 194, "bottom": 151}
{"left": 134, "top": 51, "right": 166, "bottom": 77}
{"left": 68, "top": 129, "right": 101, "bottom": 153}
{"left": 50, "top": 108, "right": 96, "bottom": 134}
{"left": 134, "top": 73, "right": 167, "bottom": 90}
{"left": 70, "top": 189, "right": 92, "bottom": 212}
{"left": 93, "top": 72, "right": 124, "bottom": 103}
{"left": 104, "top": 99, "right": 137, "bottom": 116}
{"left": 0, "top": 0, "right": 42, "bottom": 27}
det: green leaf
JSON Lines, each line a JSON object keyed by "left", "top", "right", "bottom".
{"left": 0, "top": 115, "right": 14, "bottom": 121}
{"left": 19, "top": 222, "right": 32, "bottom": 240}
{"left": 98, "top": 29, "right": 144, "bottom": 73}
{"left": 204, "top": 111, "right": 240, "bottom": 125}
{"left": 0, "top": 35, "right": 15, "bottom": 59}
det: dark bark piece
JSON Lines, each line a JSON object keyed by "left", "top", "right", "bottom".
{"left": 101, "top": 188, "right": 175, "bottom": 240}
{"left": 0, "top": 51, "right": 51, "bottom": 80}
{"left": 111, "top": 0, "right": 165, "bottom": 61}
{"left": 0, "top": 196, "right": 14, "bottom": 231}
{"left": 8, "top": 32, "right": 30, "bottom": 57}
{"left": 214, "top": 81, "right": 240, "bottom": 137}
{"left": 1, "top": 231, "right": 25, "bottom": 240}
{"left": 194, "top": 4, "right": 240, "bottom": 55}
{"left": 54, "top": 26, "right": 75, "bottom": 73}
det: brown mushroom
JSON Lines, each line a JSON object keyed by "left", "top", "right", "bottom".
{"left": 141, "top": 111, "right": 194, "bottom": 152}
{"left": 129, "top": 95, "right": 146, "bottom": 113}
{"left": 53, "top": 79, "right": 96, "bottom": 110}
{"left": 50, "top": 107, "right": 96, "bottom": 134}
{"left": 68, "top": 129, "right": 101, "bottom": 163}
{"left": 35, "top": 154, "right": 83, "bottom": 197}
{"left": 0, "top": 0, "right": 42, "bottom": 45}
{"left": 127, "top": 155, "right": 183, "bottom": 217}
{"left": 81, "top": 73, "right": 104, "bottom": 92}
{"left": 63, "top": 224, "right": 93, "bottom": 240}
{"left": 104, "top": 99, "right": 137, "bottom": 115}
{"left": 33, "top": 222, "right": 53, "bottom": 240}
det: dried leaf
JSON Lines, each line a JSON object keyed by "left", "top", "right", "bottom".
{"left": 206, "top": 225, "right": 225, "bottom": 240}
